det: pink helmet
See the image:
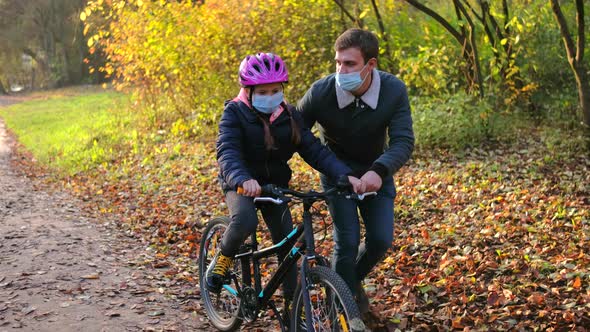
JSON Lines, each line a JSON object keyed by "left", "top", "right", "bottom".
{"left": 238, "top": 53, "right": 289, "bottom": 87}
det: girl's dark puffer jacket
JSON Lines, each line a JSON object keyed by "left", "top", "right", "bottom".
{"left": 216, "top": 100, "right": 351, "bottom": 191}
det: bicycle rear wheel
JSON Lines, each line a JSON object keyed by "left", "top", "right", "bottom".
{"left": 198, "top": 217, "right": 242, "bottom": 331}
{"left": 290, "top": 265, "right": 365, "bottom": 332}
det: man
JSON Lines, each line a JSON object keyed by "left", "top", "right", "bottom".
{"left": 297, "top": 28, "right": 414, "bottom": 313}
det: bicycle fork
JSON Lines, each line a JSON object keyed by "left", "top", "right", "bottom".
{"left": 301, "top": 201, "right": 316, "bottom": 331}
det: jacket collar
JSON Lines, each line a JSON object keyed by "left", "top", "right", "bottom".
{"left": 336, "top": 69, "right": 380, "bottom": 110}
{"left": 234, "top": 99, "right": 290, "bottom": 125}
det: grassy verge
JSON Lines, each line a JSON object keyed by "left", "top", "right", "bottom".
{"left": 0, "top": 87, "right": 131, "bottom": 175}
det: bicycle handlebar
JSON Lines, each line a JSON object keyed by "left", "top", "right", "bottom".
{"left": 345, "top": 192, "right": 377, "bottom": 200}
{"left": 240, "top": 184, "right": 376, "bottom": 205}
{"left": 252, "top": 196, "right": 285, "bottom": 204}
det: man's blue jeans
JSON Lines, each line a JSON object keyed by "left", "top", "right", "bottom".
{"left": 321, "top": 174, "right": 396, "bottom": 295}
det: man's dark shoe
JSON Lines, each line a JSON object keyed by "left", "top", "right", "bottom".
{"left": 361, "top": 311, "right": 383, "bottom": 330}
{"left": 205, "top": 253, "right": 233, "bottom": 292}
{"left": 355, "top": 282, "right": 370, "bottom": 315}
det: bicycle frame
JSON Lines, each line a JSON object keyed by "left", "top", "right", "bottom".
{"left": 220, "top": 198, "right": 322, "bottom": 331}
{"left": 230, "top": 221, "right": 304, "bottom": 303}
{"left": 216, "top": 186, "right": 374, "bottom": 331}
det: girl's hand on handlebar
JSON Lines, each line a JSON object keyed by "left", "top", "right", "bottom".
{"left": 347, "top": 176, "right": 365, "bottom": 194}
{"left": 239, "top": 179, "right": 261, "bottom": 197}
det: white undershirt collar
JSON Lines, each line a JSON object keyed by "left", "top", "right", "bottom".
{"left": 336, "top": 69, "right": 380, "bottom": 110}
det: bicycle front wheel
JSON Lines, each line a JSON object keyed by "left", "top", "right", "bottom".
{"left": 198, "top": 217, "right": 242, "bottom": 331}
{"left": 291, "top": 265, "right": 365, "bottom": 332}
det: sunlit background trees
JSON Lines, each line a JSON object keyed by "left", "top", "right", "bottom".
{"left": 1, "top": 0, "right": 588, "bottom": 150}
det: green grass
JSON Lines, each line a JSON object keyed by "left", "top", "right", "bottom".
{"left": 0, "top": 90, "right": 132, "bottom": 175}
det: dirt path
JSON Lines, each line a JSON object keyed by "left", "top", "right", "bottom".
{"left": 0, "top": 95, "right": 32, "bottom": 108}
{"left": 0, "top": 102, "right": 210, "bottom": 331}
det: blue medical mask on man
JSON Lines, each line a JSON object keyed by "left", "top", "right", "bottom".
{"left": 252, "top": 91, "right": 284, "bottom": 114}
{"left": 336, "top": 62, "right": 371, "bottom": 92}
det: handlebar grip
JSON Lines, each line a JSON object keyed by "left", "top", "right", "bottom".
{"left": 238, "top": 184, "right": 278, "bottom": 196}
{"left": 260, "top": 184, "right": 278, "bottom": 196}
{"left": 335, "top": 175, "right": 352, "bottom": 191}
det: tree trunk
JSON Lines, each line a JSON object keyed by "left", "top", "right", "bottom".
{"left": 550, "top": 0, "right": 589, "bottom": 131}
{"left": 574, "top": 65, "right": 590, "bottom": 129}
{"left": 61, "top": 44, "right": 72, "bottom": 86}
{"left": 0, "top": 79, "right": 7, "bottom": 95}
{"left": 454, "top": 0, "right": 483, "bottom": 98}
{"left": 31, "top": 67, "right": 36, "bottom": 90}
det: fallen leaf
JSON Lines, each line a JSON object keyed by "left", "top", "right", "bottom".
{"left": 572, "top": 276, "right": 582, "bottom": 289}
{"left": 153, "top": 261, "right": 170, "bottom": 268}
{"left": 528, "top": 292, "right": 544, "bottom": 305}
{"left": 452, "top": 317, "right": 464, "bottom": 329}
{"left": 22, "top": 306, "right": 36, "bottom": 315}
{"left": 33, "top": 311, "right": 54, "bottom": 321}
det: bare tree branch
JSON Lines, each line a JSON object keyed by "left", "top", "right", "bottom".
{"left": 460, "top": 0, "right": 482, "bottom": 22}
{"left": 332, "top": 0, "right": 358, "bottom": 25}
{"left": 550, "top": 0, "right": 576, "bottom": 63}
{"left": 482, "top": 1, "right": 504, "bottom": 48}
{"left": 369, "top": 0, "right": 391, "bottom": 59}
{"left": 404, "top": 0, "right": 464, "bottom": 45}
{"left": 473, "top": 0, "right": 497, "bottom": 56}
{"left": 502, "top": 0, "right": 510, "bottom": 34}
{"left": 370, "top": 0, "right": 386, "bottom": 39}
{"left": 576, "top": 0, "right": 584, "bottom": 62}
{"left": 455, "top": 0, "right": 484, "bottom": 98}
{"left": 500, "top": 0, "right": 513, "bottom": 57}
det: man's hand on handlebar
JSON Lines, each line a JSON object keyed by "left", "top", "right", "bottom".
{"left": 347, "top": 176, "right": 365, "bottom": 194}
{"left": 339, "top": 175, "right": 378, "bottom": 199}
{"left": 360, "top": 170, "right": 382, "bottom": 192}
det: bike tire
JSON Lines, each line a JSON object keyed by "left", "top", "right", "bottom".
{"left": 290, "top": 265, "right": 365, "bottom": 332}
{"left": 198, "top": 217, "right": 243, "bottom": 331}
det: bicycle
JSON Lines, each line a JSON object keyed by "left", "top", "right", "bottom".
{"left": 198, "top": 184, "right": 375, "bottom": 331}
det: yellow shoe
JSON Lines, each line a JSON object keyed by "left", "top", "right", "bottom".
{"left": 205, "top": 253, "right": 233, "bottom": 292}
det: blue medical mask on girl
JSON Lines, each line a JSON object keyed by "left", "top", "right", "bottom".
{"left": 336, "top": 62, "right": 371, "bottom": 92}
{"left": 252, "top": 91, "right": 284, "bottom": 114}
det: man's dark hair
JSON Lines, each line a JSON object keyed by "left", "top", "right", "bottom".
{"left": 334, "top": 28, "right": 379, "bottom": 62}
